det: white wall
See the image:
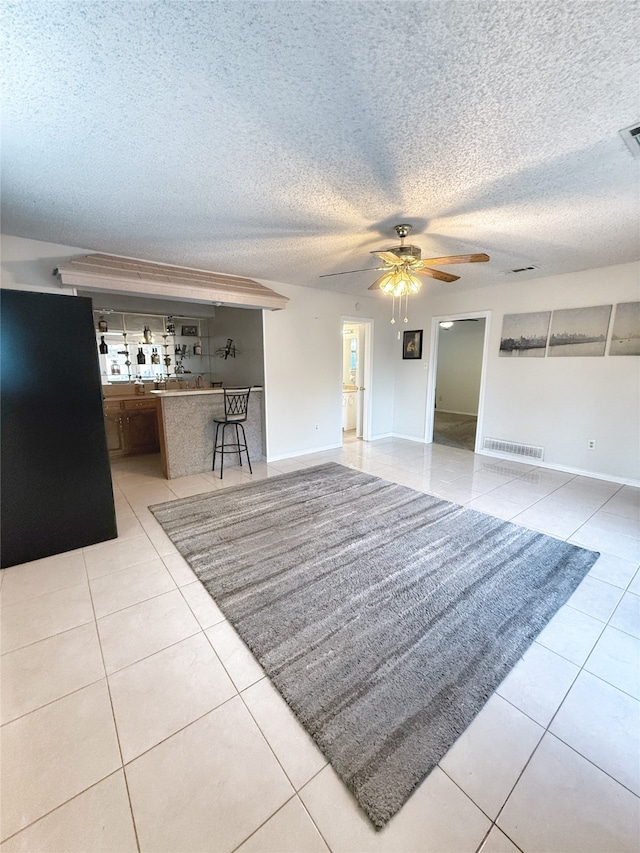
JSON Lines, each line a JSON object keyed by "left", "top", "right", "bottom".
{"left": 1, "top": 234, "right": 87, "bottom": 294}
{"left": 393, "top": 261, "right": 640, "bottom": 482}
{"left": 261, "top": 281, "right": 396, "bottom": 459}
{"left": 2, "top": 235, "right": 397, "bottom": 461}
{"left": 208, "top": 307, "right": 264, "bottom": 387}
{"left": 5, "top": 235, "right": 637, "bottom": 480}
{"left": 435, "top": 320, "right": 485, "bottom": 415}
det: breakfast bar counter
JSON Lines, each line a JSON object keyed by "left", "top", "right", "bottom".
{"left": 151, "top": 387, "right": 264, "bottom": 479}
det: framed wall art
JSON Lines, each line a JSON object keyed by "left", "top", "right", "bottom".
{"left": 548, "top": 305, "right": 612, "bottom": 357}
{"left": 609, "top": 302, "right": 640, "bottom": 356}
{"left": 403, "top": 330, "right": 423, "bottom": 360}
{"left": 499, "top": 311, "right": 550, "bottom": 357}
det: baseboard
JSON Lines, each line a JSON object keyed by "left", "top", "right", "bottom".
{"left": 476, "top": 448, "right": 640, "bottom": 488}
{"left": 268, "top": 435, "right": 639, "bottom": 487}
{"left": 435, "top": 409, "right": 478, "bottom": 417}
{"left": 266, "top": 441, "right": 342, "bottom": 462}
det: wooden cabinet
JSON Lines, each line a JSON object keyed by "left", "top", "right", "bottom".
{"left": 122, "top": 399, "right": 159, "bottom": 455}
{"left": 103, "top": 401, "right": 127, "bottom": 457}
{"left": 103, "top": 398, "right": 159, "bottom": 457}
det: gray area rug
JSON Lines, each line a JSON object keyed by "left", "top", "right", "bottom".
{"left": 150, "top": 462, "right": 599, "bottom": 828}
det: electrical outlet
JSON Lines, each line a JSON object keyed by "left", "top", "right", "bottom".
{"left": 587, "top": 439, "right": 596, "bottom": 450}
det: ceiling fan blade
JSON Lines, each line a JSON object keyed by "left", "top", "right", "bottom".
{"left": 419, "top": 253, "right": 490, "bottom": 265}
{"left": 319, "top": 267, "right": 382, "bottom": 278}
{"left": 415, "top": 267, "right": 460, "bottom": 283}
{"left": 371, "top": 251, "right": 403, "bottom": 264}
{"left": 367, "top": 272, "right": 394, "bottom": 290}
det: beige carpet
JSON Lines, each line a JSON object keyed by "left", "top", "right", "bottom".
{"left": 433, "top": 411, "right": 478, "bottom": 451}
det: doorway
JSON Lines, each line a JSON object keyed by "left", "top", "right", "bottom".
{"left": 341, "top": 318, "right": 372, "bottom": 443}
{"left": 425, "top": 313, "right": 490, "bottom": 452}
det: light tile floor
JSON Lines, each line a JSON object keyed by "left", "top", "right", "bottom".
{"left": 1, "top": 438, "right": 639, "bottom": 852}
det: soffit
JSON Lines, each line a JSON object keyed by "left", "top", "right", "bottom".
{"left": 56, "top": 254, "right": 288, "bottom": 310}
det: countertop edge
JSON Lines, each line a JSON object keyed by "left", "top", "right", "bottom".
{"left": 150, "top": 386, "right": 263, "bottom": 398}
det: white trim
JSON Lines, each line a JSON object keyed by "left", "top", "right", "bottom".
{"left": 477, "top": 449, "right": 640, "bottom": 487}
{"left": 266, "top": 441, "right": 342, "bottom": 462}
{"left": 267, "top": 432, "right": 638, "bottom": 486}
{"left": 389, "top": 433, "right": 427, "bottom": 443}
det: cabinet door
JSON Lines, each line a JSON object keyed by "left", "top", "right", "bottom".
{"left": 104, "top": 405, "right": 126, "bottom": 455}
{"left": 125, "top": 410, "right": 159, "bottom": 455}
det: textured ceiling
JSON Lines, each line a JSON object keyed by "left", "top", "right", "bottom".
{"left": 3, "top": 1, "right": 639, "bottom": 297}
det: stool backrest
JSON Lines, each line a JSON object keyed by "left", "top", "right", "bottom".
{"left": 224, "top": 387, "right": 251, "bottom": 421}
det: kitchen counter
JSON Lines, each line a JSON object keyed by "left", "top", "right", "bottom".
{"left": 153, "top": 387, "right": 264, "bottom": 479}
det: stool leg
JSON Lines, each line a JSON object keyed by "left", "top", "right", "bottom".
{"left": 235, "top": 423, "right": 243, "bottom": 467}
{"left": 220, "top": 423, "right": 228, "bottom": 479}
{"left": 212, "top": 422, "right": 222, "bottom": 473}
{"left": 238, "top": 423, "right": 252, "bottom": 473}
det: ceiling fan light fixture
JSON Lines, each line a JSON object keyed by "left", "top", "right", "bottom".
{"left": 378, "top": 271, "right": 399, "bottom": 294}
{"left": 361, "top": 224, "right": 489, "bottom": 324}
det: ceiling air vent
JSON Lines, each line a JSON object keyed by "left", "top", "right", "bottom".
{"left": 619, "top": 122, "right": 640, "bottom": 157}
{"left": 503, "top": 266, "right": 538, "bottom": 275}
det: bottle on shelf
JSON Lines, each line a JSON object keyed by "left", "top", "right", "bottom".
{"left": 111, "top": 361, "right": 121, "bottom": 375}
{"left": 137, "top": 347, "right": 146, "bottom": 365}
{"left": 151, "top": 347, "right": 160, "bottom": 364}
{"left": 99, "top": 336, "right": 108, "bottom": 354}
{"left": 98, "top": 316, "right": 108, "bottom": 332}
{"left": 143, "top": 326, "right": 153, "bottom": 344}
{"left": 193, "top": 340, "right": 202, "bottom": 356}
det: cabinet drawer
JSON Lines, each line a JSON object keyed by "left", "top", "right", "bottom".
{"left": 123, "top": 398, "right": 157, "bottom": 411}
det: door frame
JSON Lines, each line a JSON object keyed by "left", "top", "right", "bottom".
{"left": 341, "top": 316, "right": 374, "bottom": 442}
{"left": 424, "top": 310, "right": 491, "bottom": 452}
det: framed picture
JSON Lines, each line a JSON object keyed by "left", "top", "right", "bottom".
{"left": 500, "top": 311, "right": 550, "bottom": 358}
{"left": 403, "top": 329, "right": 423, "bottom": 360}
{"left": 181, "top": 324, "right": 198, "bottom": 337}
{"left": 610, "top": 302, "right": 640, "bottom": 356}
{"left": 548, "top": 305, "right": 612, "bottom": 357}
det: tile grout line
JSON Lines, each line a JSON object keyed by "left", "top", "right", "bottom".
{"left": 0, "top": 769, "right": 128, "bottom": 847}
{"left": 234, "top": 686, "right": 333, "bottom": 852}
{"left": 487, "top": 583, "right": 634, "bottom": 836}
{"left": 83, "top": 547, "right": 142, "bottom": 853}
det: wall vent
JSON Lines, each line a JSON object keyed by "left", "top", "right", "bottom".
{"left": 483, "top": 437, "right": 544, "bottom": 460}
{"left": 619, "top": 122, "right": 640, "bottom": 158}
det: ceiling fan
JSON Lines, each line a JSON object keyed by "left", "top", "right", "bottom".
{"left": 321, "top": 224, "right": 489, "bottom": 324}
{"left": 320, "top": 224, "right": 490, "bottom": 287}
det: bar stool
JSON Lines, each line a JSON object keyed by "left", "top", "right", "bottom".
{"left": 212, "top": 387, "right": 253, "bottom": 479}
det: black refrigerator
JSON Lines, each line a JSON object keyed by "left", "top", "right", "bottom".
{"left": 1, "top": 288, "right": 117, "bottom": 568}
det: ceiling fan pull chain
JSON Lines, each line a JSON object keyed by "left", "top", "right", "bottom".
{"left": 390, "top": 295, "right": 396, "bottom": 325}
{"left": 404, "top": 292, "right": 409, "bottom": 324}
